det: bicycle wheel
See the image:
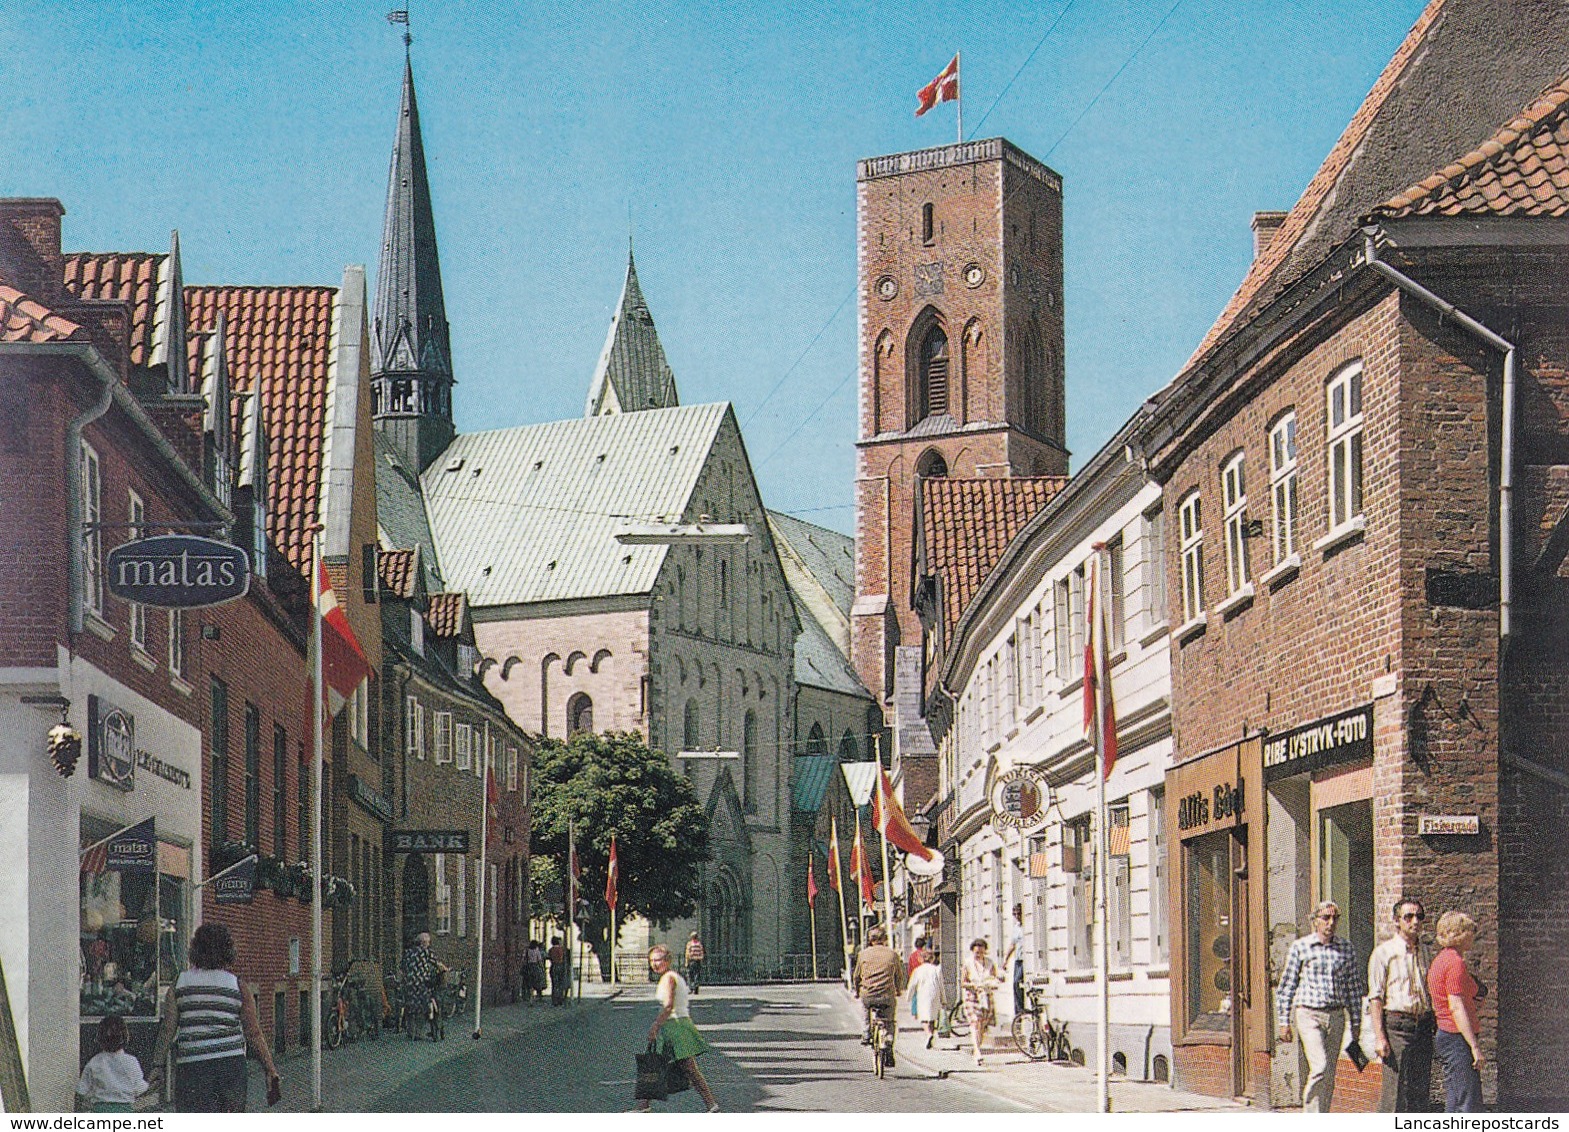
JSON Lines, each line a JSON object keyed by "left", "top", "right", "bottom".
{"left": 325, "top": 1005, "right": 344, "bottom": 1050}
{"left": 872, "top": 1023, "right": 885, "bottom": 1078}
{"left": 1012, "top": 1013, "right": 1047, "bottom": 1060}
{"left": 945, "top": 1000, "right": 970, "bottom": 1039}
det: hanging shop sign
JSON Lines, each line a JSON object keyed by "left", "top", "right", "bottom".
{"left": 990, "top": 767, "right": 1049, "bottom": 832}
{"left": 105, "top": 535, "right": 250, "bottom": 608}
{"left": 88, "top": 695, "right": 135, "bottom": 792}
{"left": 387, "top": 829, "right": 470, "bottom": 854}
{"left": 213, "top": 855, "right": 258, "bottom": 905}
{"left": 348, "top": 774, "right": 394, "bottom": 823}
{"left": 105, "top": 817, "right": 157, "bottom": 873}
{"left": 1262, "top": 703, "right": 1373, "bottom": 783}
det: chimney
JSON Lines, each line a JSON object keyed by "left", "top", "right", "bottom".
{"left": 1251, "top": 210, "right": 1288, "bottom": 261}
{"left": 0, "top": 198, "right": 66, "bottom": 298}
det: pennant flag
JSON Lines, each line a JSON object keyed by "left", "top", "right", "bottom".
{"left": 806, "top": 856, "right": 818, "bottom": 910}
{"left": 605, "top": 834, "right": 619, "bottom": 912}
{"left": 315, "top": 558, "right": 371, "bottom": 724}
{"left": 853, "top": 819, "right": 875, "bottom": 909}
{"left": 827, "top": 818, "right": 842, "bottom": 892}
{"left": 1083, "top": 544, "right": 1120, "bottom": 779}
{"left": 872, "top": 768, "right": 934, "bottom": 861}
{"left": 916, "top": 54, "right": 960, "bottom": 117}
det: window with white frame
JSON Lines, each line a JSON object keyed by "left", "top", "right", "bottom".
{"left": 406, "top": 696, "right": 425, "bottom": 760}
{"left": 1221, "top": 453, "right": 1250, "bottom": 595}
{"left": 1108, "top": 535, "right": 1126, "bottom": 651}
{"left": 81, "top": 441, "right": 103, "bottom": 616}
{"left": 434, "top": 853, "right": 451, "bottom": 934}
{"left": 347, "top": 680, "right": 368, "bottom": 746}
{"left": 1179, "top": 492, "right": 1205, "bottom": 622}
{"left": 1067, "top": 815, "right": 1094, "bottom": 970}
{"left": 433, "top": 711, "right": 453, "bottom": 764}
{"left": 1270, "top": 412, "right": 1299, "bottom": 563}
{"left": 1001, "top": 633, "right": 1016, "bottom": 725}
{"left": 168, "top": 609, "right": 185, "bottom": 677}
{"left": 506, "top": 746, "right": 519, "bottom": 792}
{"left": 127, "top": 491, "right": 147, "bottom": 651}
{"left": 1142, "top": 507, "right": 1167, "bottom": 629}
{"left": 455, "top": 722, "right": 473, "bottom": 771}
{"left": 1327, "top": 362, "right": 1364, "bottom": 530}
{"left": 1054, "top": 566, "right": 1086, "bottom": 679}
{"left": 1109, "top": 802, "right": 1132, "bottom": 969}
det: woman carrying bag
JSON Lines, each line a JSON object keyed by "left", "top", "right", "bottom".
{"left": 634, "top": 944, "right": 719, "bottom": 1112}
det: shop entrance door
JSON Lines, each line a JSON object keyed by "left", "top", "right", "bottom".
{"left": 1230, "top": 829, "right": 1250, "bottom": 1096}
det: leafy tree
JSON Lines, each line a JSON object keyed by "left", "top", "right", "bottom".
{"left": 529, "top": 731, "right": 710, "bottom": 971}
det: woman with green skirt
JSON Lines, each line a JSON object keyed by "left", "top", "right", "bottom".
{"left": 637, "top": 944, "right": 720, "bottom": 1112}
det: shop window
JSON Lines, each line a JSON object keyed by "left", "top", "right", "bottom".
{"left": 434, "top": 852, "right": 452, "bottom": 935}
{"left": 1318, "top": 798, "right": 1374, "bottom": 972}
{"left": 1184, "top": 830, "right": 1233, "bottom": 1030}
{"left": 1270, "top": 411, "right": 1298, "bottom": 563}
{"left": 80, "top": 818, "right": 188, "bottom": 1024}
{"left": 1327, "top": 362, "right": 1364, "bottom": 531}
{"left": 1179, "top": 491, "right": 1205, "bottom": 622}
{"left": 1065, "top": 816, "right": 1093, "bottom": 970}
{"left": 1221, "top": 453, "right": 1250, "bottom": 595}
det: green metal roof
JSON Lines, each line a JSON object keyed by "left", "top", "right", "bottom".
{"left": 792, "top": 754, "right": 838, "bottom": 813}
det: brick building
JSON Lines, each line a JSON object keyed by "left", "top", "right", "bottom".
{"left": 1138, "top": 0, "right": 1569, "bottom": 1109}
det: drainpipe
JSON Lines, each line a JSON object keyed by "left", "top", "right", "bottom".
{"left": 1361, "top": 229, "right": 1517, "bottom": 647}
{"left": 66, "top": 363, "right": 116, "bottom": 635}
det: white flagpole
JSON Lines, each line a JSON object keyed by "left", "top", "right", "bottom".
{"left": 1093, "top": 550, "right": 1111, "bottom": 1114}
{"left": 310, "top": 528, "right": 324, "bottom": 1112}
{"left": 876, "top": 750, "right": 894, "bottom": 937}
{"left": 956, "top": 50, "right": 964, "bottom": 143}
{"left": 473, "top": 743, "right": 490, "bottom": 1038}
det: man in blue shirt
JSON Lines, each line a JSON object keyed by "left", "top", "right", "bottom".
{"left": 1276, "top": 901, "right": 1366, "bottom": 1112}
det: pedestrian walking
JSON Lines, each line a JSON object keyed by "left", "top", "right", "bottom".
{"left": 76, "top": 1015, "right": 147, "bottom": 1113}
{"left": 547, "top": 936, "right": 570, "bottom": 1006}
{"left": 1003, "top": 904, "right": 1026, "bottom": 1016}
{"left": 1275, "top": 901, "right": 1367, "bottom": 1113}
{"left": 960, "top": 938, "right": 1001, "bottom": 1067}
{"left": 525, "top": 939, "right": 547, "bottom": 1003}
{"left": 145, "top": 923, "right": 280, "bottom": 1112}
{"left": 906, "top": 943, "right": 942, "bottom": 1050}
{"left": 1368, "top": 896, "right": 1435, "bottom": 1112}
{"left": 1429, "top": 911, "right": 1485, "bottom": 1112}
{"left": 402, "top": 932, "right": 447, "bottom": 1038}
{"left": 635, "top": 945, "right": 719, "bottom": 1113}
{"left": 907, "top": 935, "right": 928, "bottom": 978}
{"left": 684, "top": 931, "right": 706, "bottom": 994}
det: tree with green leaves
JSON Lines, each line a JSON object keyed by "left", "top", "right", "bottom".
{"left": 529, "top": 731, "right": 710, "bottom": 974}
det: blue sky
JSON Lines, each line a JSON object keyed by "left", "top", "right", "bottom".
{"left": 9, "top": 1, "right": 1429, "bottom": 533}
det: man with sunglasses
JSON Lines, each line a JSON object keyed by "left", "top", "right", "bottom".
{"left": 1368, "top": 897, "right": 1435, "bottom": 1112}
{"left": 1276, "top": 901, "right": 1367, "bottom": 1112}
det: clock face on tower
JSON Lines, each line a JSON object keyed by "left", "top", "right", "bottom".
{"left": 962, "top": 262, "right": 985, "bottom": 288}
{"left": 876, "top": 275, "right": 899, "bottom": 301}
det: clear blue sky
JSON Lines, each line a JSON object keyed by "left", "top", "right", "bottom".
{"left": 10, "top": 1, "right": 1429, "bottom": 533}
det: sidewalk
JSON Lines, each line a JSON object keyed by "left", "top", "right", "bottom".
{"left": 249, "top": 983, "right": 624, "bottom": 1112}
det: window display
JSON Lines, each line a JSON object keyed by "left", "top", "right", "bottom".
{"left": 1185, "top": 829, "right": 1232, "bottom": 1029}
{"left": 80, "top": 816, "right": 188, "bottom": 1020}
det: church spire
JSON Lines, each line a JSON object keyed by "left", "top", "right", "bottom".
{"left": 371, "top": 51, "right": 455, "bottom": 473}
{"left": 584, "top": 247, "right": 680, "bottom": 417}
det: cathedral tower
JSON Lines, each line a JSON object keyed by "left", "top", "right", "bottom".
{"left": 851, "top": 138, "right": 1068, "bottom": 734}
{"left": 371, "top": 53, "right": 455, "bottom": 473}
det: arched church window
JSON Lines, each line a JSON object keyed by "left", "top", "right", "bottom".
{"left": 806, "top": 722, "right": 827, "bottom": 756}
{"left": 838, "top": 730, "right": 858, "bottom": 761}
{"left": 567, "top": 692, "right": 593, "bottom": 736}
{"left": 683, "top": 698, "right": 700, "bottom": 750}
{"left": 743, "top": 711, "right": 758, "bottom": 814}
{"left": 919, "top": 325, "right": 950, "bottom": 419}
{"left": 916, "top": 448, "right": 948, "bottom": 480}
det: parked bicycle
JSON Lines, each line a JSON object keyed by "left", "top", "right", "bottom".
{"left": 935, "top": 996, "right": 970, "bottom": 1040}
{"left": 1011, "top": 986, "right": 1072, "bottom": 1062}
{"left": 436, "top": 968, "right": 467, "bottom": 1020}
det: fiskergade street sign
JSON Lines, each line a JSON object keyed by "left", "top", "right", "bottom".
{"left": 105, "top": 534, "right": 250, "bottom": 608}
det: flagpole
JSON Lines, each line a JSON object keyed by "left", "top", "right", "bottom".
{"left": 808, "top": 856, "right": 819, "bottom": 981}
{"left": 193, "top": 853, "right": 258, "bottom": 890}
{"left": 473, "top": 744, "right": 490, "bottom": 1039}
{"left": 310, "top": 527, "right": 324, "bottom": 1113}
{"left": 956, "top": 50, "right": 964, "bottom": 143}
{"left": 832, "top": 817, "right": 851, "bottom": 985}
{"left": 1093, "top": 549, "right": 1111, "bottom": 1114}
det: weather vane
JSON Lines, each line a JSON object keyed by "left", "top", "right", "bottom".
{"left": 387, "top": 8, "right": 412, "bottom": 50}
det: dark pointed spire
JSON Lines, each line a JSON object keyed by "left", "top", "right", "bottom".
{"left": 584, "top": 248, "right": 680, "bottom": 417}
{"left": 372, "top": 52, "right": 455, "bottom": 472}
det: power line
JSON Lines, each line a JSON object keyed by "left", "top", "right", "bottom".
{"left": 739, "top": 288, "right": 856, "bottom": 431}
{"left": 966, "top": 0, "right": 1078, "bottom": 140}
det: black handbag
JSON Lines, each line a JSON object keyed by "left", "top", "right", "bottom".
{"left": 635, "top": 1043, "right": 670, "bottom": 1102}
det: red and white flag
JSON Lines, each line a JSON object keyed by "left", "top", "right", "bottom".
{"left": 604, "top": 834, "right": 619, "bottom": 912}
{"left": 806, "top": 855, "right": 818, "bottom": 910}
{"left": 1083, "top": 544, "right": 1120, "bottom": 780}
{"left": 916, "top": 54, "right": 959, "bottom": 117}
{"left": 486, "top": 765, "right": 500, "bottom": 823}
{"left": 315, "top": 557, "right": 371, "bottom": 724}
{"left": 852, "top": 819, "right": 876, "bottom": 909}
{"left": 871, "top": 768, "right": 934, "bottom": 861}
{"left": 827, "top": 818, "right": 843, "bottom": 893}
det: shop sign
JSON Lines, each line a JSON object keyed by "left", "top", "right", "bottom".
{"left": 990, "top": 767, "right": 1049, "bottom": 831}
{"left": 88, "top": 695, "right": 135, "bottom": 792}
{"left": 1262, "top": 704, "right": 1373, "bottom": 783}
{"left": 387, "top": 829, "right": 469, "bottom": 854}
{"left": 106, "top": 535, "right": 250, "bottom": 609}
{"left": 135, "top": 747, "right": 192, "bottom": 789}
{"left": 105, "top": 817, "right": 156, "bottom": 873}
{"left": 1177, "top": 779, "right": 1246, "bottom": 834}
{"left": 348, "top": 774, "right": 394, "bottom": 823}
{"left": 214, "top": 856, "right": 257, "bottom": 905}
{"left": 1419, "top": 814, "right": 1480, "bottom": 835}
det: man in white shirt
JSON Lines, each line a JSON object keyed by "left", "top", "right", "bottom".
{"left": 1368, "top": 896, "right": 1435, "bottom": 1113}
{"left": 1003, "top": 904, "right": 1026, "bottom": 1016}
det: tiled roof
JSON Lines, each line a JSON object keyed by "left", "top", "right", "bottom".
{"left": 921, "top": 477, "right": 1066, "bottom": 641}
{"left": 378, "top": 548, "right": 418, "bottom": 599}
{"left": 790, "top": 591, "right": 869, "bottom": 698}
{"left": 0, "top": 282, "right": 83, "bottom": 343}
{"left": 186, "top": 285, "right": 338, "bottom": 576}
{"left": 584, "top": 251, "right": 679, "bottom": 417}
{"left": 1373, "top": 77, "right": 1569, "bottom": 218}
{"left": 426, "top": 591, "right": 466, "bottom": 638}
{"left": 768, "top": 511, "right": 855, "bottom": 618}
{"left": 63, "top": 252, "right": 164, "bottom": 367}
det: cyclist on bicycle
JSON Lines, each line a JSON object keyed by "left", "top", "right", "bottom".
{"left": 852, "top": 926, "right": 907, "bottom": 1068}
{"left": 401, "top": 932, "right": 448, "bottom": 1040}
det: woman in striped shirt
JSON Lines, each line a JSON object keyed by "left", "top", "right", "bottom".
{"left": 147, "top": 923, "right": 281, "bottom": 1111}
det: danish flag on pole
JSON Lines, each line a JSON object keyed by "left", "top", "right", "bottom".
{"left": 315, "top": 558, "right": 370, "bottom": 724}
{"left": 916, "top": 54, "right": 959, "bottom": 117}
{"left": 806, "top": 856, "right": 818, "bottom": 909}
{"left": 604, "top": 834, "right": 618, "bottom": 912}
{"left": 827, "top": 819, "right": 843, "bottom": 892}
{"left": 1083, "top": 544, "right": 1120, "bottom": 780}
{"left": 872, "top": 768, "right": 934, "bottom": 861}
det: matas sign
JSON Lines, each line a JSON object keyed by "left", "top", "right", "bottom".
{"left": 106, "top": 535, "right": 250, "bottom": 608}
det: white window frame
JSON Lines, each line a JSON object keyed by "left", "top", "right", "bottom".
{"left": 348, "top": 679, "right": 368, "bottom": 746}
{"left": 433, "top": 711, "right": 453, "bottom": 764}
{"left": 455, "top": 722, "right": 473, "bottom": 772}
{"left": 1142, "top": 507, "right": 1167, "bottom": 629}
{"left": 127, "top": 490, "right": 147, "bottom": 652}
{"left": 1270, "top": 412, "right": 1299, "bottom": 564}
{"left": 406, "top": 696, "right": 425, "bottom": 760}
{"left": 168, "top": 608, "right": 185, "bottom": 677}
{"left": 81, "top": 441, "right": 103, "bottom": 617}
{"left": 1221, "top": 453, "right": 1250, "bottom": 595}
{"left": 456, "top": 850, "right": 467, "bottom": 938}
{"left": 1179, "top": 491, "right": 1205, "bottom": 622}
{"left": 1327, "top": 362, "right": 1365, "bottom": 532}
{"left": 434, "top": 852, "right": 451, "bottom": 935}
{"left": 1107, "top": 535, "right": 1126, "bottom": 652}
{"left": 506, "top": 746, "right": 519, "bottom": 792}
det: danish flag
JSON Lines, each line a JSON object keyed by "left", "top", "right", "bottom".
{"left": 916, "top": 55, "right": 959, "bottom": 117}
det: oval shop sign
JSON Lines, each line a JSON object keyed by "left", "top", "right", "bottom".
{"left": 106, "top": 535, "right": 250, "bottom": 609}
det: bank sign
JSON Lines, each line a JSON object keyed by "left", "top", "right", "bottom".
{"left": 1263, "top": 704, "right": 1374, "bottom": 782}
{"left": 106, "top": 535, "right": 250, "bottom": 608}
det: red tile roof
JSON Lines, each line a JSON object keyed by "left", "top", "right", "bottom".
{"left": 426, "top": 591, "right": 466, "bottom": 638}
{"left": 1373, "top": 77, "right": 1569, "bottom": 219}
{"left": 62, "top": 252, "right": 163, "bottom": 367}
{"left": 0, "top": 282, "right": 84, "bottom": 344}
{"left": 378, "top": 548, "right": 417, "bottom": 599}
{"left": 185, "top": 285, "right": 337, "bottom": 577}
{"left": 921, "top": 477, "right": 1067, "bottom": 640}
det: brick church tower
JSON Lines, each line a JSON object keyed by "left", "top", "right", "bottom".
{"left": 851, "top": 138, "right": 1068, "bottom": 781}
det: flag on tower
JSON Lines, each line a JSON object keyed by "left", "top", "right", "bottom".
{"left": 806, "top": 855, "right": 818, "bottom": 909}
{"left": 916, "top": 54, "right": 960, "bottom": 117}
{"left": 827, "top": 818, "right": 842, "bottom": 892}
{"left": 872, "top": 768, "right": 934, "bottom": 861}
{"left": 605, "top": 835, "right": 619, "bottom": 912}
{"left": 314, "top": 558, "right": 371, "bottom": 725}
{"left": 1083, "top": 544, "right": 1120, "bottom": 779}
